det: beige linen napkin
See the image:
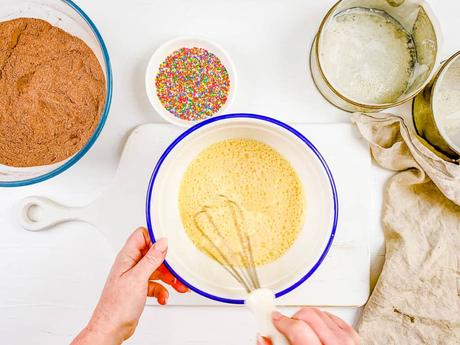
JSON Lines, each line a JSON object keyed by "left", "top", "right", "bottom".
{"left": 350, "top": 113, "right": 460, "bottom": 345}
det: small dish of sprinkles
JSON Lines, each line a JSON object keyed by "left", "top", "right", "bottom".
{"left": 146, "top": 37, "right": 236, "bottom": 127}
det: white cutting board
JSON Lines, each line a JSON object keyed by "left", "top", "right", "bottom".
{"left": 17, "top": 122, "right": 371, "bottom": 307}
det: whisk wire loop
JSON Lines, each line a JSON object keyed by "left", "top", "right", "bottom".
{"left": 193, "top": 195, "right": 261, "bottom": 293}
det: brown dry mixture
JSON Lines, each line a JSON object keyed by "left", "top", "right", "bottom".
{"left": 0, "top": 18, "right": 106, "bottom": 167}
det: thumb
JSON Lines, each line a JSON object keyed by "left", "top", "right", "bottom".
{"left": 132, "top": 237, "right": 168, "bottom": 280}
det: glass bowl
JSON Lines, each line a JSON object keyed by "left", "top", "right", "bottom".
{"left": 0, "top": 0, "right": 112, "bottom": 187}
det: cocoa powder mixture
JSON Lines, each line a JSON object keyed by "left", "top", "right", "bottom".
{"left": 0, "top": 18, "right": 106, "bottom": 167}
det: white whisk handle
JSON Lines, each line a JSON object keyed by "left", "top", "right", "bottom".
{"left": 245, "top": 289, "right": 289, "bottom": 345}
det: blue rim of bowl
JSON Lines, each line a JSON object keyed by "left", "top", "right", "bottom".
{"left": 0, "top": 0, "right": 113, "bottom": 187}
{"left": 145, "top": 113, "right": 339, "bottom": 304}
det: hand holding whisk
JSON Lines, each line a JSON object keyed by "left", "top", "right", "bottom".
{"left": 194, "top": 194, "right": 288, "bottom": 345}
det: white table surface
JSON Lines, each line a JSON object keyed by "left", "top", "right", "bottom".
{"left": 0, "top": 0, "right": 459, "bottom": 344}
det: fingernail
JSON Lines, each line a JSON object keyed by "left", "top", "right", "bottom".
{"left": 256, "top": 334, "right": 264, "bottom": 344}
{"left": 154, "top": 238, "right": 168, "bottom": 253}
{"left": 272, "top": 311, "right": 283, "bottom": 321}
{"left": 179, "top": 286, "right": 189, "bottom": 293}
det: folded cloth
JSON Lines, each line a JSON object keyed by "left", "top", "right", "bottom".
{"left": 351, "top": 113, "right": 460, "bottom": 345}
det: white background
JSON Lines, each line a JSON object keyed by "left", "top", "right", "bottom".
{"left": 0, "top": 0, "right": 459, "bottom": 344}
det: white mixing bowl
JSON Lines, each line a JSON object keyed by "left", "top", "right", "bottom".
{"left": 146, "top": 114, "right": 338, "bottom": 304}
{"left": 145, "top": 36, "right": 236, "bottom": 127}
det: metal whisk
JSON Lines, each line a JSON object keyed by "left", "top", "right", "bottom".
{"left": 193, "top": 194, "right": 288, "bottom": 345}
{"left": 193, "top": 194, "right": 261, "bottom": 292}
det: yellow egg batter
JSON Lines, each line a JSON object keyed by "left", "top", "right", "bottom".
{"left": 178, "top": 138, "right": 304, "bottom": 267}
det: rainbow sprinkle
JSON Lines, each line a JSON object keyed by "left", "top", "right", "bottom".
{"left": 155, "top": 47, "right": 230, "bottom": 121}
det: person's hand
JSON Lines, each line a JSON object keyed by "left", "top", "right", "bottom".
{"left": 71, "top": 227, "right": 188, "bottom": 345}
{"left": 257, "top": 308, "right": 359, "bottom": 345}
